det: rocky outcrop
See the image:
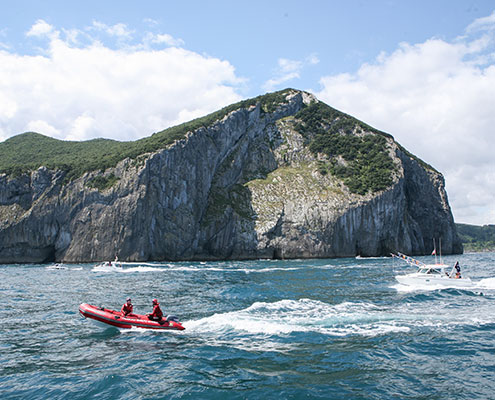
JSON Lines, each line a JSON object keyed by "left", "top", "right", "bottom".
{"left": 0, "top": 90, "right": 462, "bottom": 262}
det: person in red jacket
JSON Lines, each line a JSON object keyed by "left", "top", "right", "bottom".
{"left": 147, "top": 299, "right": 163, "bottom": 321}
{"left": 121, "top": 297, "right": 133, "bottom": 316}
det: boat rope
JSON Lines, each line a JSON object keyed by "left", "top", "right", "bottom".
{"left": 391, "top": 252, "right": 427, "bottom": 268}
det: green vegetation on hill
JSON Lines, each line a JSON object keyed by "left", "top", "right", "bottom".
{"left": 456, "top": 223, "right": 495, "bottom": 252}
{"left": 295, "top": 101, "right": 396, "bottom": 195}
{"left": 0, "top": 88, "right": 400, "bottom": 196}
{"left": 0, "top": 89, "right": 295, "bottom": 181}
{"left": 0, "top": 133, "right": 126, "bottom": 180}
{"left": 87, "top": 173, "right": 120, "bottom": 191}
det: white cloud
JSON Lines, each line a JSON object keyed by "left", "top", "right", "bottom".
{"left": 0, "top": 92, "right": 18, "bottom": 121}
{"left": 26, "top": 120, "right": 60, "bottom": 137}
{"left": 0, "top": 28, "right": 9, "bottom": 50}
{"left": 263, "top": 54, "right": 320, "bottom": 91}
{"left": 466, "top": 10, "right": 495, "bottom": 33}
{"left": 263, "top": 59, "right": 301, "bottom": 91}
{"left": 143, "top": 18, "right": 159, "bottom": 27}
{"left": 91, "top": 21, "right": 133, "bottom": 39}
{"left": 68, "top": 113, "right": 97, "bottom": 141}
{"left": 0, "top": 20, "right": 242, "bottom": 143}
{"left": 146, "top": 33, "right": 184, "bottom": 47}
{"left": 316, "top": 15, "right": 495, "bottom": 225}
{"left": 26, "top": 19, "right": 56, "bottom": 38}
{"left": 307, "top": 53, "right": 320, "bottom": 65}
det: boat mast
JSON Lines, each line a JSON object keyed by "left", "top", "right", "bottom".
{"left": 433, "top": 238, "right": 437, "bottom": 264}
{"left": 439, "top": 237, "right": 442, "bottom": 264}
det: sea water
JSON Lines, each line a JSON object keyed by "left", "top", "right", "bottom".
{"left": 1, "top": 253, "right": 495, "bottom": 399}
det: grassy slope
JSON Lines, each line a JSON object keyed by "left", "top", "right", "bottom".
{"left": 0, "top": 90, "right": 292, "bottom": 180}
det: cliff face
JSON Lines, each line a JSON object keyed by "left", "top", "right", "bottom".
{"left": 0, "top": 90, "right": 462, "bottom": 262}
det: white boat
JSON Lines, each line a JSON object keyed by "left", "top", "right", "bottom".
{"left": 46, "top": 263, "right": 68, "bottom": 270}
{"left": 392, "top": 252, "right": 473, "bottom": 288}
{"left": 94, "top": 257, "right": 123, "bottom": 271}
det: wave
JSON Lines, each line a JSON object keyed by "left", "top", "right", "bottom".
{"left": 45, "top": 264, "right": 69, "bottom": 270}
{"left": 91, "top": 265, "right": 163, "bottom": 273}
{"left": 184, "top": 295, "right": 495, "bottom": 342}
{"left": 184, "top": 299, "right": 410, "bottom": 338}
{"left": 477, "top": 277, "right": 495, "bottom": 289}
{"left": 91, "top": 263, "right": 303, "bottom": 273}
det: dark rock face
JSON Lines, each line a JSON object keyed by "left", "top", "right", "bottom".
{"left": 0, "top": 90, "right": 462, "bottom": 262}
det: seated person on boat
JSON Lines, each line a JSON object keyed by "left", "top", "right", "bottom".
{"left": 147, "top": 299, "right": 163, "bottom": 321}
{"left": 121, "top": 297, "right": 133, "bottom": 316}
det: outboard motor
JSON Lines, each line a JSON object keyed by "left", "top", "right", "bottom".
{"left": 166, "top": 315, "right": 179, "bottom": 323}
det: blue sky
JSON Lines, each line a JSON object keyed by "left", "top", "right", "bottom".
{"left": 1, "top": 1, "right": 494, "bottom": 225}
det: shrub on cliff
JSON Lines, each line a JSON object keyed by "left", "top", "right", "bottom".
{"left": 295, "top": 102, "right": 395, "bottom": 195}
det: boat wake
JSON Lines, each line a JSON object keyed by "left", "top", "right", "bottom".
{"left": 185, "top": 299, "right": 410, "bottom": 338}
{"left": 46, "top": 264, "right": 68, "bottom": 270}
{"left": 91, "top": 263, "right": 302, "bottom": 274}
{"left": 184, "top": 296, "right": 495, "bottom": 350}
{"left": 477, "top": 277, "right": 495, "bottom": 289}
{"left": 91, "top": 265, "right": 162, "bottom": 273}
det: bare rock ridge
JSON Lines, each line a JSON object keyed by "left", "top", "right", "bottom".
{"left": 0, "top": 89, "right": 462, "bottom": 262}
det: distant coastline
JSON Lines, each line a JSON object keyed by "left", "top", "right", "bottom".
{"left": 456, "top": 223, "right": 495, "bottom": 252}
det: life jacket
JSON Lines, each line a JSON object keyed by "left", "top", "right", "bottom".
{"left": 151, "top": 304, "right": 163, "bottom": 319}
{"left": 121, "top": 303, "right": 133, "bottom": 315}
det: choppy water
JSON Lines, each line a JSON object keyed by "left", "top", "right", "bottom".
{"left": 1, "top": 253, "right": 495, "bottom": 399}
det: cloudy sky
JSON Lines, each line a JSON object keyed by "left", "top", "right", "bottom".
{"left": 1, "top": 1, "right": 494, "bottom": 226}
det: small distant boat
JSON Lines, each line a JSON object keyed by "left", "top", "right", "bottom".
{"left": 392, "top": 252, "right": 473, "bottom": 288}
{"left": 94, "top": 257, "right": 122, "bottom": 270}
{"left": 79, "top": 303, "right": 185, "bottom": 331}
{"left": 94, "top": 261, "right": 122, "bottom": 269}
{"left": 46, "top": 263, "right": 68, "bottom": 270}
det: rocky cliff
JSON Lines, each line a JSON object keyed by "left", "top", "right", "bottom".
{"left": 0, "top": 89, "right": 462, "bottom": 262}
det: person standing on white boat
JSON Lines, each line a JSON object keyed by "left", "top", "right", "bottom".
{"left": 454, "top": 261, "right": 462, "bottom": 279}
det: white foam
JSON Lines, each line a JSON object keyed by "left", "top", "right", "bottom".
{"left": 119, "top": 326, "right": 182, "bottom": 335}
{"left": 120, "top": 262, "right": 169, "bottom": 267}
{"left": 91, "top": 265, "right": 162, "bottom": 273}
{"left": 237, "top": 267, "right": 302, "bottom": 274}
{"left": 392, "top": 282, "right": 465, "bottom": 292}
{"left": 477, "top": 277, "right": 495, "bottom": 289}
{"left": 184, "top": 299, "right": 411, "bottom": 338}
{"left": 91, "top": 264, "right": 304, "bottom": 274}
{"left": 185, "top": 292, "right": 495, "bottom": 344}
{"left": 46, "top": 264, "right": 68, "bottom": 270}
{"left": 123, "top": 266, "right": 163, "bottom": 272}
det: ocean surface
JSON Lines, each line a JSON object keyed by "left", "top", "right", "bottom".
{"left": 1, "top": 253, "right": 495, "bottom": 399}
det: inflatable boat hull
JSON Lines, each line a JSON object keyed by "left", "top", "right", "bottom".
{"left": 79, "top": 303, "right": 185, "bottom": 330}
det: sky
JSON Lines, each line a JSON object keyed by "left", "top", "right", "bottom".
{"left": 0, "top": 1, "right": 494, "bottom": 226}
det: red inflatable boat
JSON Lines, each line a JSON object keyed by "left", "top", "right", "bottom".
{"left": 79, "top": 303, "right": 185, "bottom": 331}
